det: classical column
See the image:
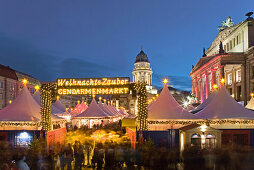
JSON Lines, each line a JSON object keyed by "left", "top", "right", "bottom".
{"left": 205, "top": 73, "right": 209, "bottom": 99}
{"left": 195, "top": 78, "right": 199, "bottom": 99}
{"left": 219, "top": 65, "right": 225, "bottom": 87}
{"left": 241, "top": 64, "right": 247, "bottom": 105}
{"left": 200, "top": 78, "right": 204, "bottom": 103}
{"left": 192, "top": 78, "right": 195, "bottom": 95}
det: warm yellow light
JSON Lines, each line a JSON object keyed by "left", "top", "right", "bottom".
{"left": 92, "top": 94, "right": 96, "bottom": 98}
{"left": 163, "top": 78, "right": 168, "bottom": 85}
{"left": 22, "top": 79, "right": 28, "bottom": 85}
{"left": 9, "top": 100, "right": 12, "bottom": 104}
{"left": 56, "top": 96, "right": 60, "bottom": 100}
{"left": 213, "top": 84, "right": 218, "bottom": 90}
{"left": 220, "top": 78, "right": 225, "bottom": 84}
{"left": 200, "top": 125, "right": 207, "bottom": 132}
{"left": 34, "top": 85, "right": 40, "bottom": 91}
{"left": 77, "top": 100, "right": 80, "bottom": 104}
{"left": 251, "top": 93, "right": 254, "bottom": 97}
{"left": 99, "top": 97, "right": 102, "bottom": 101}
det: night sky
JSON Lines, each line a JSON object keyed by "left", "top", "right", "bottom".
{"left": 0, "top": 0, "right": 253, "bottom": 91}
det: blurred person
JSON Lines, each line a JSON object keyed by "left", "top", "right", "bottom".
{"left": 115, "top": 146, "right": 124, "bottom": 167}
{"left": 84, "top": 142, "right": 92, "bottom": 166}
{"left": 59, "top": 150, "right": 66, "bottom": 170}
{"left": 105, "top": 145, "right": 115, "bottom": 169}
{"left": 66, "top": 143, "right": 73, "bottom": 170}
{"left": 17, "top": 155, "right": 30, "bottom": 170}
{"left": 97, "top": 143, "right": 105, "bottom": 170}
{"left": 92, "top": 146, "right": 99, "bottom": 169}
{"left": 37, "top": 154, "right": 47, "bottom": 170}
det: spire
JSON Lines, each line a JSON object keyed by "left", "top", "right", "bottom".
{"left": 219, "top": 41, "right": 225, "bottom": 54}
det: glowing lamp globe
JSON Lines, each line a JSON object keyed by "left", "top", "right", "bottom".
{"left": 220, "top": 78, "right": 225, "bottom": 84}
{"left": 163, "top": 78, "right": 168, "bottom": 85}
{"left": 34, "top": 85, "right": 40, "bottom": 91}
{"left": 213, "top": 84, "right": 218, "bottom": 90}
{"left": 22, "top": 79, "right": 28, "bottom": 85}
{"left": 251, "top": 93, "right": 254, "bottom": 97}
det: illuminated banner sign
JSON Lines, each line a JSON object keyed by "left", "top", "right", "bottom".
{"left": 57, "top": 77, "right": 130, "bottom": 95}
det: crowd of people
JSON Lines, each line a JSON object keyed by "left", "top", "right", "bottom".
{"left": 1, "top": 138, "right": 254, "bottom": 170}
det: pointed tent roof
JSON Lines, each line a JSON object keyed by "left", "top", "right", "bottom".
{"left": 148, "top": 84, "right": 197, "bottom": 119}
{"left": 98, "top": 101, "right": 115, "bottom": 116}
{"left": 119, "top": 108, "right": 128, "bottom": 115}
{"left": 75, "top": 99, "right": 109, "bottom": 118}
{"left": 191, "top": 91, "right": 218, "bottom": 113}
{"left": 33, "top": 91, "right": 64, "bottom": 114}
{"left": 108, "top": 104, "right": 122, "bottom": 116}
{"left": 196, "top": 87, "right": 254, "bottom": 119}
{"left": 186, "top": 105, "right": 195, "bottom": 112}
{"left": 53, "top": 99, "right": 66, "bottom": 112}
{"left": 104, "top": 103, "right": 118, "bottom": 116}
{"left": 246, "top": 97, "right": 254, "bottom": 110}
{"left": 0, "top": 86, "right": 63, "bottom": 122}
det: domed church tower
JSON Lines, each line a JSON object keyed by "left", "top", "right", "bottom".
{"left": 132, "top": 49, "right": 156, "bottom": 94}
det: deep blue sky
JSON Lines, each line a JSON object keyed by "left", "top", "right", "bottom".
{"left": 0, "top": 0, "right": 253, "bottom": 91}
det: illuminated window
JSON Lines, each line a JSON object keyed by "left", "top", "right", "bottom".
{"left": 0, "top": 82, "right": 3, "bottom": 89}
{"left": 236, "top": 70, "right": 241, "bottom": 82}
{"left": 228, "top": 73, "right": 232, "bottom": 85}
{"left": 0, "top": 93, "right": 3, "bottom": 99}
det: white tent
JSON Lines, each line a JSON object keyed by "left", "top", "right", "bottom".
{"left": 33, "top": 91, "right": 64, "bottom": 114}
{"left": 246, "top": 97, "right": 254, "bottom": 110}
{"left": 0, "top": 86, "right": 64, "bottom": 123}
{"left": 53, "top": 99, "right": 67, "bottom": 112}
{"left": 98, "top": 100, "right": 115, "bottom": 117}
{"left": 148, "top": 84, "right": 197, "bottom": 119}
{"left": 75, "top": 99, "right": 109, "bottom": 118}
{"left": 196, "top": 87, "right": 254, "bottom": 119}
{"left": 191, "top": 91, "right": 218, "bottom": 113}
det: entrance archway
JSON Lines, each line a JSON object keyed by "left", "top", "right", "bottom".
{"left": 40, "top": 77, "right": 148, "bottom": 132}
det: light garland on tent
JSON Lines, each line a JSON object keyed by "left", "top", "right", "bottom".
{"left": 133, "top": 82, "right": 148, "bottom": 130}
{"left": 0, "top": 120, "right": 66, "bottom": 127}
{"left": 148, "top": 119, "right": 254, "bottom": 125}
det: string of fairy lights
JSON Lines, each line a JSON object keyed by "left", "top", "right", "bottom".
{"left": 40, "top": 83, "right": 58, "bottom": 132}
{"left": 133, "top": 82, "right": 148, "bottom": 131}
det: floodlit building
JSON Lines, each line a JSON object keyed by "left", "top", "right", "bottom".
{"left": 190, "top": 15, "right": 254, "bottom": 104}
{"left": 0, "top": 64, "right": 40, "bottom": 109}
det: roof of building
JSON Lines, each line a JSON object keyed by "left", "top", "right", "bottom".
{"left": 191, "top": 90, "right": 218, "bottom": 113}
{"left": 98, "top": 101, "right": 115, "bottom": 116}
{"left": 53, "top": 99, "right": 67, "bottom": 112}
{"left": 135, "top": 50, "right": 149, "bottom": 63}
{"left": 0, "top": 85, "right": 63, "bottom": 122}
{"left": 0, "top": 64, "right": 18, "bottom": 80}
{"left": 33, "top": 91, "right": 65, "bottom": 114}
{"left": 196, "top": 87, "right": 254, "bottom": 119}
{"left": 75, "top": 98, "right": 109, "bottom": 118}
{"left": 148, "top": 84, "right": 198, "bottom": 119}
{"left": 246, "top": 97, "right": 254, "bottom": 110}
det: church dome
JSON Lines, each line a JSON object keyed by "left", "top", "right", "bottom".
{"left": 135, "top": 50, "right": 150, "bottom": 63}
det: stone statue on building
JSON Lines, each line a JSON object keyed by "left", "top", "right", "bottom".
{"left": 219, "top": 41, "right": 225, "bottom": 54}
{"left": 218, "top": 16, "right": 234, "bottom": 31}
{"left": 202, "top": 48, "right": 207, "bottom": 57}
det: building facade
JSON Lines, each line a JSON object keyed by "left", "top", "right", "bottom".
{"left": 190, "top": 15, "right": 254, "bottom": 104}
{"left": 132, "top": 50, "right": 157, "bottom": 94}
{"left": 0, "top": 64, "right": 41, "bottom": 109}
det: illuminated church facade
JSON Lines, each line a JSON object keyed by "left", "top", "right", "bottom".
{"left": 190, "top": 15, "right": 254, "bottom": 104}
